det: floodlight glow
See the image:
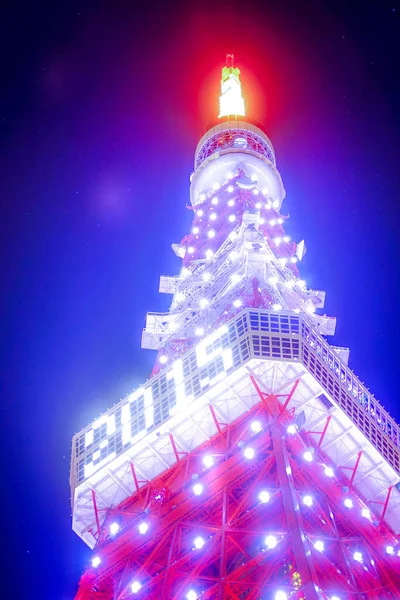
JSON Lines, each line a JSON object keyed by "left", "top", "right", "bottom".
{"left": 283, "top": 236, "right": 290, "bottom": 242}
{"left": 251, "top": 420, "right": 262, "bottom": 433}
{"left": 227, "top": 185, "right": 234, "bottom": 192}
{"left": 386, "top": 545, "right": 395, "bottom": 555}
{"left": 195, "top": 327, "right": 204, "bottom": 337}
{"left": 303, "top": 451, "right": 313, "bottom": 462}
{"left": 233, "top": 299, "right": 242, "bottom": 308}
{"left": 255, "top": 202, "right": 262, "bottom": 209}
{"left": 208, "top": 229, "right": 216, "bottom": 238}
{"left": 213, "top": 182, "right": 220, "bottom": 190}
{"left": 324, "top": 466, "right": 334, "bottom": 477}
{"left": 260, "top": 218, "right": 265, "bottom": 224}
{"left": 203, "top": 455, "right": 214, "bottom": 468}
{"left": 287, "top": 424, "right": 297, "bottom": 434}
{"left": 186, "top": 591, "right": 197, "bottom": 600}
{"left": 205, "top": 249, "right": 214, "bottom": 259}
{"left": 353, "top": 551, "right": 363, "bottom": 563}
{"left": 159, "top": 355, "right": 168, "bottom": 364}
{"left": 253, "top": 188, "right": 259, "bottom": 195}
{"left": 344, "top": 498, "right": 353, "bottom": 509}
{"left": 203, "top": 272, "right": 212, "bottom": 282}
{"left": 228, "top": 199, "right": 235, "bottom": 206}
{"left": 192, "top": 483, "right": 204, "bottom": 496}
{"left": 275, "top": 591, "right": 287, "bottom": 600}
{"left": 199, "top": 298, "right": 209, "bottom": 308}
{"left": 109, "top": 522, "right": 120, "bottom": 535}
{"left": 192, "top": 226, "right": 199, "bottom": 234}
{"left": 131, "top": 581, "right": 142, "bottom": 594}
{"left": 303, "top": 495, "right": 313, "bottom": 507}
{"left": 138, "top": 521, "right": 149, "bottom": 535}
{"left": 210, "top": 213, "right": 217, "bottom": 221}
{"left": 244, "top": 447, "right": 255, "bottom": 459}
{"left": 290, "top": 256, "right": 297, "bottom": 263}
{"left": 229, "top": 250, "right": 239, "bottom": 260}
{"left": 197, "top": 209, "right": 203, "bottom": 216}
{"left": 331, "top": 597, "right": 341, "bottom": 600}
{"left": 199, "top": 193, "right": 206, "bottom": 201}
{"left": 314, "top": 540, "right": 324, "bottom": 552}
{"left": 284, "top": 279, "right": 294, "bottom": 288}
{"left": 212, "top": 196, "right": 218, "bottom": 205}
{"left": 268, "top": 276, "right": 278, "bottom": 286}
{"left": 193, "top": 536, "right": 205, "bottom": 549}
{"left": 269, "top": 219, "right": 276, "bottom": 226}
{"left": 361, "top": 508, "right": 371, "bottom": 519}
{"left": 92, "top": 556, "right": 101, "bottom": 568}
{"left": 231, "top": 273, "right": 241, "bottom": 284}
{"left": 227, "top": 171, "right": 234, "bottom": 179}
{"left": 228, "top": 215, "right": 236, "bottom": 222}
{"left": 259, "top": 490, "right": 270, "bottom": 503}
{"left": 272, "top": 303, "right": 282, "bottom": 311}
{"left": 274, "top": 237, "right": 282, "bottom": 246}
{"left": 265, "top": 535, "right": 278, "bottom": 549}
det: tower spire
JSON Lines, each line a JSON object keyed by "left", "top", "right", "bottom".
{"left": 219, "top": 53, "right": 245, "bottom": 118}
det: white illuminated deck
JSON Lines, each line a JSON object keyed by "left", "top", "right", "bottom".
{"left": 71, "top": 309, "right": 400, "bottom": 548}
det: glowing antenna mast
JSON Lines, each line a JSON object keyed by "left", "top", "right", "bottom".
{"left": 218, "top": 53, "right": 245, "bottom": 118}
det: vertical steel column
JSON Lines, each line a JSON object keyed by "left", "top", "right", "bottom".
{"left": 271, "top": 424, "right": 323, "bottom": 600}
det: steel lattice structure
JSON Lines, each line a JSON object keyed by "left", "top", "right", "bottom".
{"left": 71, "top": 57, "right": 400, "bottom": 600}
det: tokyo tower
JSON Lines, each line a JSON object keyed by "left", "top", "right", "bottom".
{"left": 71, "top": 56, "right": 400, "bottom": 600}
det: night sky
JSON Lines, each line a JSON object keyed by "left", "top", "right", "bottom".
{"left": 1, "top": 0, "right": 400, "bottom": 597}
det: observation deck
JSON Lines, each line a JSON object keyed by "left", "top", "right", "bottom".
{"left": 71, "top": 308, "right": 400, "bottom": 548}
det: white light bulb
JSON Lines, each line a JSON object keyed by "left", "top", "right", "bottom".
{"left": 324, "top": 466, "right": 334, "bottom": 477}
{"left": 303, "top": 495, "right": 313, "bottom": 507}
{"left": 244, "top": 447, "right": 255, "bottom": 459}
{"left": 272, "top": 303, "right": 282, "bottom": 311}
{"left": 138, "top": 521, "right": 149, "bottom": 535}
{"left": 199, "top": 193, "right": 206, "bottom": 201}
{"left": 303, "top": 450, "right": 314, "bottom": 462}
{"left": 213, "top": 182, "right": 220, "bottom": 190}
{"left": 228, "top": 199, "right": 235, "bottom": 206}
{"left": 283, "top": 236, "right": 290, "bottom": 242}
{"left": 176, "top": 292, "right": 185, "bottom": 302}
{"left": 186, "top": 591, "right": 197, "bottom": 600}
{"left": 131, "top": 581, "right": 142, "bottom": 594}
{"left": 231, "top": 273, "right": 241, "bottom": 284}
{"left": 344, "top": 498, "right": 353, "bottom": 509}
{"left": 194, "top": 536, "right": 205, "bottom": 549}
{"left": 314, "top": 540, "right": 324, "bottom": 552}
{"left": 386, "top": 545, "right": 394, "bottom": 555}
{"left": 233, "top": 299, "right": 242, "bottom": 308}
{"left": 274, "top": 237, "right": 282, "bottom": 246}
{"left": 268, "top": 276, "right": 278, "bottom": 286}
{"left": 203, "top": 272, "right": 211, "bottom": 282}
{"left": 210, "top": 212, "right": 217, "bottom": 221}
{"left": 262, "top": 187, "right": 268, "bottom": 195}
{"left": 159, "top": 355, "right": 168, "bottom": 364}
{"left": 275, "top": 591, "right": 287, "bottom": 600}
{"left": 92, "top": 556, "right": 101, "bottom": 568}
{"left": 195, "top": 327, "right": 204, "bottom": 337}
{"left": 269, "top": 219, "right": 276, "bottom": 226}
{"left": 287, "top": 424, "right": 297, "bottom": 434}
{"left": 284, "top": 280, "right": 295, "bottom": 288}
{"left": 212, "top": 197, "right": 218, "bottom": 205}
{"left": 251, "top": 420, "right": 262, "bottom": 433}
{"left": 197, "top": 209, "right": 203, "bottom": 217}
{"left": 228, "top": 215, "right": 236, "bottom": 222}
{"left": 259, "top": 490, "right": 270, "bottom": 503}
{"left": 110, "top": 522, "right": 120, "bottom": 535}
{"left": 253, "top": 188, "right": 259, "bottom": 195}
{"left": 205, "top": 249, "right": 214, "bottom": 259}
{"left": 192, "top": 226, "right": 199, "bottom": 234}
{"left": 277, "top": 217, "right": 283, "bottom": 224}
{"left": 227, "top": 171, "right": 234, "bottom": 179}
{"left": 227, "top": 185, "right": 234, "bottom": 192}
{"left": 290, "top": 256, "right": 297, "bottom": 263}
{"left": 265, "top": 535, "right": 277, "bottom": 549}
{"left": 361, "top": 508, "right": 371, "bottom": 519}
{"left": 259, "top": 218, "right": 265, "bottom": 224}
{"left": 251, "top": 174, "right": 257, "bottom": 182}
{"left": 278, "top": 258, "right": 288, "bottom": 266}
{"left": 229, "top": 250, "right": 239, "bottom": 260}
{"left": 203, "top": 455, "right": 213, "bottom": 468}
{"left": 208, "top": 229, "right": 216, "bottom": 238}
{"left": 199, "top": 298, "right": 209, "bottom": 308}
{"left": 273, "top": 200, "right": 280, "bottom": 208}
{"left": 187, "top": 246, "right": 195, "bottom": 254}
{"left": 255, "top": 202, "right": 262, "bottom": 209}
{"left": 353, "top": 551, "right": 363, "bottom": 563}
{"left": 331, "top": 597, "right": 341, "bottom": 600}
{"left": 192, "top": 483, "right": 203, "bottom": 496}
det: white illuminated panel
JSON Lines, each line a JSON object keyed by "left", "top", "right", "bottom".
{"left": 71, "top": 309, "right": 400, "bottom": 547}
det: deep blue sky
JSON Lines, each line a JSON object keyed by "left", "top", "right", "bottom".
{"left": 1, "top": 0, "right": 400, "bottom": 597}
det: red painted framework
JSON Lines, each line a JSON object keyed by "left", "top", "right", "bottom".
{"left": 75, "top": 377, "right": 400, "bottom": 600}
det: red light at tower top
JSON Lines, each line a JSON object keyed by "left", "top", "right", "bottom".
{"left": 70, "top": 59, "right": 400, "bottom": 599}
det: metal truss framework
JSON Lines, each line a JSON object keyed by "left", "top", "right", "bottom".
{"left": 75, "top": 378, "right": 400, "bottom": 600}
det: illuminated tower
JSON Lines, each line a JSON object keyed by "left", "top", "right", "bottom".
{"left": 71, "top": 57, "right": 400, "bottom": 600}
